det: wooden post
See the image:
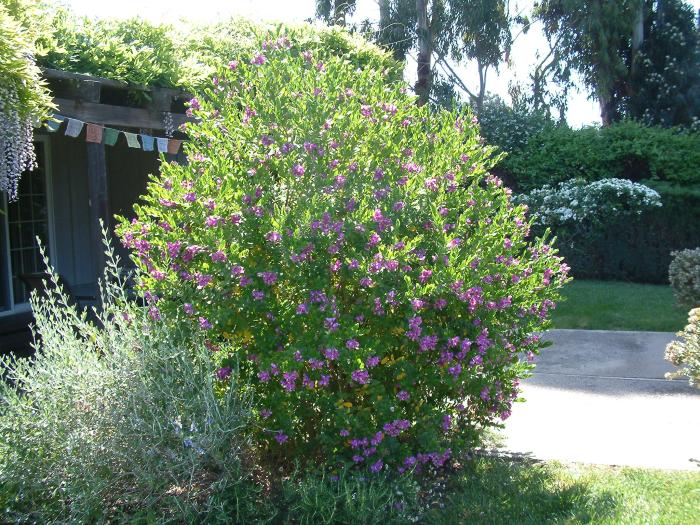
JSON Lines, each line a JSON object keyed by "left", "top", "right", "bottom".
{"left": 80, "top": 80, "right": 111, "bottom": 281}
{"left": 87, "top": 143, "right": 110, "bottom": 279}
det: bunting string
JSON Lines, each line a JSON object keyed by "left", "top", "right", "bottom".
{"left": 45, "top": 114, "right": 184, "bottom": 155}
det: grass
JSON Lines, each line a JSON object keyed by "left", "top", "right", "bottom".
{"left": 551, "top": 280, "right": 688, "bottom": 332}
{"left": 423, "top": 456, "right": 700, "bottom": 525}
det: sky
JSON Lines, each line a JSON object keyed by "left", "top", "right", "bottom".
{"left": 64, "top": 0, "right": 700, "bottom": 128}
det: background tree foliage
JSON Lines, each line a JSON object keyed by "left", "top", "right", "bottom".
{"left": 535, "top": 0, "right": 700, "bottom": 126}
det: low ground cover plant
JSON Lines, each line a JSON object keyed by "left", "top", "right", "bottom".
{"left": 669, "top": 248, "right": 700, "bottom": 307}
{"left": 118, "top": 32, "right": 569, "bottom": 475}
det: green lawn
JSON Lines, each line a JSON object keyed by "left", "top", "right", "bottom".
{"left": 551, "top": 280, "right": 689, "bottom": 332}
{"left": 425, "top": 457, "right": 700, "bottom": 525}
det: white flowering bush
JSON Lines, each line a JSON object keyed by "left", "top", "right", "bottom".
{"left": 515, "top": 178, "right": 662, "bottom": 230}
{"left": 665, "top": 308, "right": 700, "bottom": 388}
{"left": 514, "top": 179, "right": 662, "bottom": 276}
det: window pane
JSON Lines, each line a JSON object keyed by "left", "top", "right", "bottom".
{"left": 6, "top": 141, "right": 49, "bottom": 304}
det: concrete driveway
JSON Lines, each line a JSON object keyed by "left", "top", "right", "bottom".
{"left": 500, "top": 329, "right": 700, "bottom": 471}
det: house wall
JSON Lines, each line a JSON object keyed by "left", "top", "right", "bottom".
{"left": 47, "top": 132, "right": 160, "bottom": 293}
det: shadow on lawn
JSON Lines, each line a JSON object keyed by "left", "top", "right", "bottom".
{"left": 428, "top": 454, "right": 618, "bottom": 524}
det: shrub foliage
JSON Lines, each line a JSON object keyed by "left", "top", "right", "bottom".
{"left": 118, "top": 35, "right": 569, "bottom": 474}
{"left": 498, "top": 120, "right": 700, "bottom": 192}
{"left": 669, "top": 248, "right": 700, "bottom": 308}
{"left": 665, "top": 308, "right": 700, "bottom": 388}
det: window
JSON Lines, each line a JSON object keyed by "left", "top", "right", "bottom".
{"left": 1, "top": 138, "right": 53, "bottom": 314}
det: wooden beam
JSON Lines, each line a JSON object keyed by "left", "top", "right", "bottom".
{"left": 87, "top": 143, "right": 110, "bottom": 280}
{"left": 54, "top": 98, "right": 192, "bottom": 130}
{"left": 43, "top": 68, "right": 189, "bottom": 99}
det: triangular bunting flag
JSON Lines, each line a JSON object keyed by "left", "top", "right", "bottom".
{"left": 103, "top": 128, "right": 119, "bottom": 146}
{"left": 140, "top": 134, "right": 155, "bottom": 152}
{"left": 167, "top": 139, "right": 183, "bottom": 155}
{"left": 85, "top": 123, "right": 104, "bottom": 143}
{"left": 124, "top": 132, "right": 140, "bottom": 148}
{"left": 65, "top": 118, "right": 84, "bottom": 138}
{"left": 156, "top": 137, "right": 169, "bottom": 153}
{"left": 46, "top": 115, "right": 65, "bottom": 132}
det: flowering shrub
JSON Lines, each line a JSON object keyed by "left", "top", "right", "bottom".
{"left": 669, "top": 248, "right": 700, "bottom": 307}
{"left": 1, "top": 1, "right": 54, "bottom": 199}
{"left": 117, "top": 34, "right": 569, "bottom": 474}
{"left": 514, "top": 178, "right": 663, "bottom": 273}
{"left": 665, "top": 308, "right": 700, "bottom": 388}
{"left": 515, "top": 178, "right": 662, "bottom": 230}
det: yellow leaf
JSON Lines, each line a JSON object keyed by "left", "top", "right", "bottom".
{"left": 343, "top": 402, "right": 353, "bottom": 408}
{"left": 396, "top": 372, "right": 406, "bottom": 381}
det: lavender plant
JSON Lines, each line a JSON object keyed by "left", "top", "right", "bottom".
{"left": 118, "top": 33, "right": 569, "bottom": 474}
{"left": 0, "top": 239, "right": 259, "bottom": 523}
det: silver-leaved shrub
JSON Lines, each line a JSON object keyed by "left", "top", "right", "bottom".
{"left": 117, "top": 34, "right": 569, "bottom": 474}
{"left": 0, "top": 245, "right": 258, "bottom": 523}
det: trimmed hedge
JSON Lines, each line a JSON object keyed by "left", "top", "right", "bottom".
{"left": 549, "top": 183, "right": 700, "bottom": 283}
{"left": 498, "top": 121, "right": 700, "bottom": 191}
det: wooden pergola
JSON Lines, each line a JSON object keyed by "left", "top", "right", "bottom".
{"left": 42, "top": 68, "right": 193, "bottom": 276}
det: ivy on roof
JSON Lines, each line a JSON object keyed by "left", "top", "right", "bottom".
{"left": 38, "top": 11, "right": 402, "bottom": 92}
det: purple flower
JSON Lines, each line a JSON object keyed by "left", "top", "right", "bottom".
{"left": 296, "top": 303, "right": 309, "bottom": 315}
{"left": 258, "top": 370, "right": 271, "bottom": 382}
{"left": 365, "top": 356, "right": 380, "bottom": 368}
{"left": 198, "top": 317, "right": 212, "bottom": 330}
{"left": 167, "top": 241, "right": 182, "bottom": 258}
{"left": 216, "top": 367, "right": 232, "bottom": 380}
{"left": 292, "top": 164, "right": 305, "bottom": 177}
{"left": 195, "top": 274, "right": 213, "bottom": 289}
{"left": 148, "top": 306, "right": 161, "bottom": 321}
{"left": 447, "top": 238, "right": 462, "bottom": 249}
{"left": 419, "top": 335, "right": 438, "bottom": 353}
{"left": 370, "top": 459, "right": 383, "bottom": 473}
{"left": 323, "top": 347, "right": 339, "bottom": 360}
{"left": 260, "top": 408, "right": 272, "bottom": 418}
{"left": 396, "top": 390, "right": 410, "bottom": 401}
{"left": 419, "top": 269, "right": 432, "bottom": 283}
{"left": 275, "top": 433, "right": 288, "bottom": 444}
{"left": 324, "top": 317, "right": 339, "bottom": 332}
{"left": 183, "top": 303, "right": 194, "bottom": 315}
{"left": 425, "top": 178, "right": 439, "bottom": 191}
{"left": 340, "top": 429, "right": 350, "bottom": 437}
{"left": 442, "top": 414, "right": 452, "bottom": 431}
{"left": 346, "top": 339, "right": 359, "bottom": 350}
{"left": 205, "top": 216, "right": 221, "bottom": 228}
{"left": 211, "top": 250, "right": 227, "bottom": 263}
{"left": 281, "top": 371, "right": 298, "bottom": 392}
{"left": 252, "top": 290, "right": 265, "bottom": 301}
{"left": 351, "top": 369, "right": 370, "bottom": 385}
{"left": 258, "top": 271, "right": 278, "bottom": 285}
{"left": 251, "top": 53, "right": 267, "bottom": 65}
{"left": 266, "top": 231, "right": 282, "bottom": 243}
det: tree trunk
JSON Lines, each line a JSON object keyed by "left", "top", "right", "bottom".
{"left": 631, "top": 0, "right": 645, "bottom": 75}
{"left": 333, "top": 1, "right": 346, "bottom": 26}
{"left": 415, "top": 0, "right": 431, "bottom": 106}
{"left": 599, "top": 96, "right": 615, "bottom": 126}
